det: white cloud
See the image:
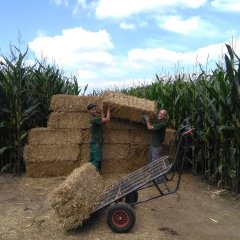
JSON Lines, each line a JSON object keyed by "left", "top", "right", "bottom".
{"left": 95, "top": 0, "right": 207, "bottom": 18}
{"left": 155, "top": 14, "right": 226, "bottom": 38}
{"left": 28, "top": 25, "right": 240, "bottom": 92}
{"left": 72, "top": 0, "right": 95, "bottom": 15}
{"left": 160, "top": 16, "right": 201, "bottom": 35}
{"left": 119, "top": 22, "right": 136, "bottom": 30}
{"left": 211, "top": 0, "right": 240, "bottom": 12}
{"left": 29, "top": 27, "right": 114, "bottom": 67}
{"left": 127, "top": 40, "right": 240, "bottom": 70}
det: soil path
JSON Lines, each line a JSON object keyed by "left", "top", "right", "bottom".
{"left": 0, "top": 173, "right": 239, "bottom": 240}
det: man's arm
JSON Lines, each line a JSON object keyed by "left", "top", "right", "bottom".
{"left": 144, "top": 115, "right": 154, "bottom": 130}
{"left": 102, "top": 107, "right": 110, "bottom": 123}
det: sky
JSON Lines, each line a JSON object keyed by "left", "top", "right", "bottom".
{"left": 0, "top": 0, "right": 240, "bottom": 93}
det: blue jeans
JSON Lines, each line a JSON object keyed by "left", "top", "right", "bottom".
{"left": 149, "top": 145, "right": 163, "bottom": 163}
{"left": 149, "top": 145, "right": 164, "bottom": 183}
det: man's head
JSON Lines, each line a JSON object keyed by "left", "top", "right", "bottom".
{"left": 87, "top": 104, "right": 97, "bottom": 115}
{"left": 158, "top": 109, "right": 168, "bottom": 120}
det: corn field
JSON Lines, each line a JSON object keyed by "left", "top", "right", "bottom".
{"left": 0, "top": 46, "right": 86, "bottom": 175}
{"left": 123, "top": 44, "right": 240, "bottom": 194}
{"left": 1, "top": 44, "right": 239, "bottom": 194}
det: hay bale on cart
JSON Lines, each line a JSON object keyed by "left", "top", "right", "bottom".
{"left": 48, "top": 163, "right": 104, "bottom": 230}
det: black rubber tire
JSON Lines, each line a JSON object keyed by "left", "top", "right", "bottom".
{"left": 125, "top": 191, "right": 138, "bottom": 205}
{"left": 106, "top": 202, "right": 136, "bottom": 233}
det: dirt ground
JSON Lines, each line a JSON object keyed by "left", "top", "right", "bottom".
{"left": 0, "top": 172, "right": 240, "bottom": 240}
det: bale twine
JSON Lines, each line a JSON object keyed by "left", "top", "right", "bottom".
{"left": 48, "top": 163, "right": 104, "bottom": 230}
{"left": 50, "top": 94, "right": 102, "bottom": 113}
{"left": 102, "top": 91, "right": 157, "bottom": 123}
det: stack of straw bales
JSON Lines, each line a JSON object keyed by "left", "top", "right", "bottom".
{"left": 24, "top": 93, "right": 175, "bottom": 177}
{"left": 48, "top": 163, "right": 104, "bottom": 230}
{"left": 24, "top": 95, "right": 101, "bottom": 177}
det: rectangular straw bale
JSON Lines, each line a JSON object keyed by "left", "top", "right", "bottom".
{"left": 127, "top": 145, "right": 149, "bottom": 171}
{"left": 104, "top": 118, "right": 146, "bottom": 130}
{"left": 28, "top": 128, "right": 83, "bottom": 145}
{"left": 81, "top": 129, "right": 90, "bottom": 143}
{"left": 50, "top": 94, "right": 102, "bottom": 113}
{"left": 101, "top": 145, "right": 149, "bottom": 174}
{"left": 26, "top": 161, "right": 80, "bottom": 177}
{"left": 79, "top": 144, "right": 90, "bottom": 162}
{"left": 48, "top": 163, "right": 104, "bottom": 230}
{"left": 102, "top": 91, "right": 157, "bottom": 123}
{"left": 48, "top": 112, "right": 90, "bottom": 129}
{"left": 24, "top": 144, "right": 80, "bottom": 162}
{"left": 103, "top": 143, "right": 129, "bottom": 159}
{"left": 103, "top": 129, "right": 130, "bottom": 144}
{"left": 101, "top": 158, "right": 131, "bottom": 174}
{"left": 163, "top": 128, "right": 176, "bottom": 146}
{"left": 129, "top": 129, "right": 152, "bottom": 145}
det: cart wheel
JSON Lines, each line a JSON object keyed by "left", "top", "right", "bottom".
{"left": 106, "top": 202, "right": 136, "bottom": 233}
{"left": 125, "top": 191, "right": 138, "bottom": 204}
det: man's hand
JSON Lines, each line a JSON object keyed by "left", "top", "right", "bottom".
{"left": 143, "top": 115, "right": 149, "bottom": 121}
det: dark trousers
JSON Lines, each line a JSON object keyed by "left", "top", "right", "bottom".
{"left": 90, "top": 142, "right": 103, "bottom": 172}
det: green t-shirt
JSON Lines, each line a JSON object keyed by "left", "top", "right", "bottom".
{"left": 151, "top": 119, "right": 168, "bottom": 147}
{"left": 89, "top": 116, "right": 103, "bottom": 143}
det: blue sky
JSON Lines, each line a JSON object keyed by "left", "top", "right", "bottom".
{"left": 1, "top": 0, "right": 240, "bottom": 92}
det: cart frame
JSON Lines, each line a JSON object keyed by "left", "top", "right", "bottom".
{"left": 91, "top": 125, "right": 194, "bottom": 232}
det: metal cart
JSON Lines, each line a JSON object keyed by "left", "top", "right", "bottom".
{"left": 91, "top": 125, "right": 194, "bottom": 233}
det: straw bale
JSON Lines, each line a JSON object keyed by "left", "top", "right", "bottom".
{"left": 26, "top": 161, "right": 80, "bottom": 177}
{"left": 48, "top": 163, "right": 104, "bottom": 230}
{"left": 24, "top": 144, "right": 80, "bottom": 162}
{"left": 79, "top": 144, "right": 90, "bottom": 163}
{"left": 103, "top": 144, "right": 129, "bottom": 159}
{"left": 48, "top": 112, "right": 90, "bottom": 129}
{"left": 28, "top": 128, "right": 83, "bottom": 145}
{"left": 104, "top": 118, "right": 146, "bottom": 130}
{"left": 101, "top": 158, "right": 131, "bottom": 174}
{"left": 127, "top": 145, "right": 149, "bottom": 170}
{"left": 129, "top": 129, "right": 152, "bottom": 145}
{"left": 103, "top": 129, "right": 130, "bottom": 144}
{"left": 102, "top": 145, "right": 148, "bottom": 174}
{"left": 102, "top": 91, "right": 157, "bottom": 123}
{"left": 81, "top": 129, "right": 90, "bottom": 143}
{"left": 163, "top": 128, "right": 176, "bottom": 146}
{"left": 50, "top": 94, "right": 102, "bottom": 113}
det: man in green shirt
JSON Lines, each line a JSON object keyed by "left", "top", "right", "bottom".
{"left": 87, "top": 103, "right": 111, "bottom": 172}
{"left": 144, "top": 109, "right": 168, "bottom": 163}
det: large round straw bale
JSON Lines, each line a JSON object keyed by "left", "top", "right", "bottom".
{"left": 48, "top": 163, "right": 104, "bottom": 230}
